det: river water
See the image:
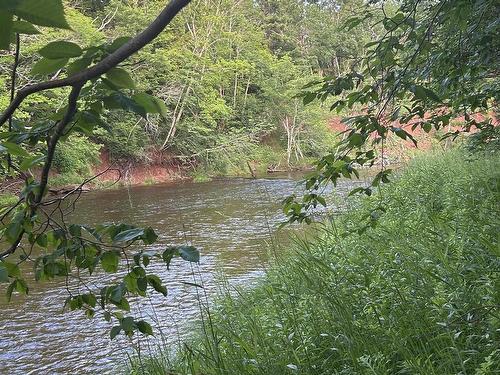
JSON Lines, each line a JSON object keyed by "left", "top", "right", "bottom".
{"left": 0, "top": 174, "right": 364, "bottom": 374}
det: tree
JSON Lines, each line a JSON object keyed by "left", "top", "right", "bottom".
{"left": 284, "top": 0, "right": 499, "bottom": 224}
{"left": 0, "top": 0, "right": 197, "bottom": 339}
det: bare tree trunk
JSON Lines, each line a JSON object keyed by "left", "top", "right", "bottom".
{"left": 334, "top": 54, "right": 341, "bottom": 76}
{"left": 282, "top": 116, "right": 292, "bottom": 167}
{"left": 243, "top": 76, "right": 250, "bottom": 109}
{"left": 233, "top": 73, "right": 238, "bottom": 108}
{"left": 162, "top": 83, "right": 191, "bottom": 149}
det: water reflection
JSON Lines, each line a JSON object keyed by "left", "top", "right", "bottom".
{"left": 0, "top": 174, "right": 364, "bottom": 374}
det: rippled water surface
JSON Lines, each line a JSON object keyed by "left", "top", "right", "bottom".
{"left": 0, "top": 174, "right": 363, "bottom": 374}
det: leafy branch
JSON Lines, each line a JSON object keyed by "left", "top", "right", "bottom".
{"left": 0, "top": 0, "right": 196, "bottom": 339}
{"left": 283, "top": 0, "right": 499, "bottom": 225}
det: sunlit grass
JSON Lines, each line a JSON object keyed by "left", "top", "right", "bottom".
{"left": 131, "top": 148, "right": 500, "bottom": 375}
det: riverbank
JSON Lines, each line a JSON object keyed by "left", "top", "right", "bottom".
{"left": 0, "top": 123, "right": 474, "bottom": 207}
{"left": 130, "top": 148, "right": 500, "bottom": 374}
{"left": 0, "top": 114, "right": 465, "bottom": 202}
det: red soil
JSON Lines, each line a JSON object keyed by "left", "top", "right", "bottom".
{"left": 93, "top": 149, "right": 188, "bottom": 186}
{"left": 328, "top": 111, "right": 498, "bottom": 162}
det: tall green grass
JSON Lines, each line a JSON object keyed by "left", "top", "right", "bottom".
{"left": 132, "top": 149, "right": 500, "bottom": 374}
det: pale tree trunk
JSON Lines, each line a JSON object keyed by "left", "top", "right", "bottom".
{"left": 161, "top": 0, "right": 220, "bottom": 149}
{"left": 282, "top": 101, "right": 304, "bottom": 168}
{"left": 233, "top": 73, "right": 238, "bottom": 108}
{"left": 283, "top": 116, "right": 292, "bottom": 167}
{"left": 162, "top": 83, "right": 191, "bottom": 149}
{"left": 243, "top": 76, "right": 250, "bottom": 109}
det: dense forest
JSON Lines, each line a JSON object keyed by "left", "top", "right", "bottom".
{"left": 1, "top": 0, "right": 376, "bottom": 183}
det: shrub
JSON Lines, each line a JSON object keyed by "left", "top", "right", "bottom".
{"left": 93, "top": 113, "right": 148, "bottom": 162}
{"left": 53, "top": 134, "right": 101, "bottom": 175}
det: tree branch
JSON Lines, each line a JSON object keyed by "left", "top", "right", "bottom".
{"left": 0, "top": 0, "right": 191, "bottom": 126}
{"left": 0, "top": 84, "right": 82, "bottom": 260}
{"left": 0, "top": 0, "right": 192, "bottom": 260}
{"left": 7, "top": 33, "right": 20, "bottom": 171}
{"left": 36, "top": 84, "right": 83, "bottom": 204}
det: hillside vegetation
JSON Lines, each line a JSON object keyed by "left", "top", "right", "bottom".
{"left": 0, "top": 0, "right": 376, "bottom": 182}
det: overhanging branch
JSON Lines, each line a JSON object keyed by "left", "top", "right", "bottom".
{"left": 0, "top": 0, "right": 191, "bottom": 126}
{"left": 0, "top": 0, "right": 192, "bottom": 259}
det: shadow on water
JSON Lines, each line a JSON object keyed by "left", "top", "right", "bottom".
{"left": 0, "top": 174, "right": 368, "bottom": 374}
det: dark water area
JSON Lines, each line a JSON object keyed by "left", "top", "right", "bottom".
{"left": 0, "top": 173, "right": 366, "bottom": 374}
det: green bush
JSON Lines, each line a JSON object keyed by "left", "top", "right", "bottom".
{"left": 93, "top": 113, "right": 148, "bottom": 162}
{"left": 133, "top": 149, "right": 500, "bottom": 374}
{"left": 53, "top": 134, "right": 101, "bottom": 175}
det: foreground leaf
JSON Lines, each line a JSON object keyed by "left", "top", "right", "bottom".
{"left": 30, "top": 57, "right": 68, "bottom": 76}
{"left": 14, "top": 0, "right": 70, "bottom": 29}
{"left": 39, "top": 41, "right": 82, "bottom": 59}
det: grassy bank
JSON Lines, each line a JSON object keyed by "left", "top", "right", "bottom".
{"left": 0, "top": 193, "right": 17, "bottom": 208}
{"left": 131, "top": 149, "right": 499, "bottom": 374}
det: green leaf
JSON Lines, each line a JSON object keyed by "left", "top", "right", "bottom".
{"left": 14, "top": 277, "right": 28, "bottom": 294}
{"left": 110, "top": 284, "right": 125, "bottom": 303}
{"left": 113, "top": 228, "right": 144, "bottom": 243}
{"left": 0, "top": 142, "right": 29, "bottom": 157}
{"left": 178, "top": 246, "right": 200, "bottom": 263}
{"left": 136, "top": 320, "right": 153, "bottom": 336}
{"left": 116, "top": 297, "right": 130, "bottom": 311}
{"left": 12, "top": 20, "right": 40, "bottom": 34}
{"left": 66, "top": 57, "right": 91, "bottom": 76}
{"left": 131, "top": 266, "right": 146, "bottom": 278}
{"left": 393, "top": 128, "right": 410, "bottom": 141}
{"left": 36, "top": 233, "right": 48, "bottom": 248}
{"left": 147, "top": 275, "right": 167, "bottom": 296}
{"left": 0, "top": 0, "right": 20, "bottom": 10}
{"left": 412, "top": 85, "right": 427, "bottom": 101}
{"left": 302, "top": 92, "right": 316, "bottom": 105}
{"left": 82, "top": 293, "right": 96, "bottom": 308}
{"left": 30, "top": 57, "right": 68, "bottom": 76}
{"left": 120, "top": 316, "right": 134, "bottom": 333}
{"left": 103, "top": 92, "right": 146, "bottom": 118}
{"left": 348, "top": 187, "right": 368, "bottom": 197}
{"left": 0, "top": 263, "right": 10, "bottom": 282}
{"left": 14, "top": 0, "right": 70, "bottom": 29}
{"left": 107, "top": 36, "right": 132, "bottom": 53}
{"left": 132, "top": 93, "right": 168, "bottom": 117}
{"left": 124, "top": 273, "right": 137, "bottom": 293}
{"left": 19, "top": 155, "right": 45, "bottom": 171}
{"left": 39, "top": 41, "right": 82, "bottom": 59}
{"left": 0, "top": 10, "right": 13, "bottom": 50}
{"left": 5, "top": 221, "right": 23, "bottom": 243}
{"left": 316, "top": 196, "right": 327, "bottom": 207}
{"left": 110, "top": 326, "right": 121, "bottom": 339}
{"left": 142, "top": 227, "right": 158, "bottom": 245}
{"left": 6, "top": 280, "right": 16, "bottom": 301}
{"left": 348, "top": 133, "right": 364, "bottom": 147}
{"left": 423, "top": 88, "right": 441, "bottom": 102}
{"left": 137, "top": 277, "right": 147, "bottom": 292}
{"left": 105, "top": 68, "right": 135, "bottom": 89}
{"left": 103, "top": 311, "right": 111, "bottom": 322}
{"left": 101, "top": 251, "right": 119, "bottom": 273}
{"left": 162, "top": 247, "right": 176, "bottom": 270}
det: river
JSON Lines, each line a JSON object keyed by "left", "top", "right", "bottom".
{"left": 0, "top": 174, "right": 364, "bottom": 374}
